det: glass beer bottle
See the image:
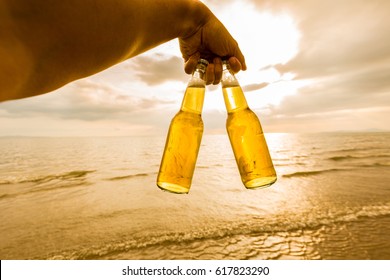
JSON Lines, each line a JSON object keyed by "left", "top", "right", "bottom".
{"left": 221, "top": 60, "right": 277, "bottom": 189}
{"left": 157, "top": 59, "right": 208, "bottom": 194}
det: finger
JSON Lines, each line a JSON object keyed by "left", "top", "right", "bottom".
{"left": 233, "top": 43, "right": 247, "bottom": 71}
{"left": 213, "top": 57, "right": 222, "bottom": 85}
{"left": 228, "top": 57, "right": 242, "bottom": 73}
{"left": 184, "top": 52, "right": 200, "bottom": 74}
{"left": 205, "top": 63, "right": 214, "bottom": 85}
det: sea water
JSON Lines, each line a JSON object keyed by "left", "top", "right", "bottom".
{"left": 1, "top": 133, "right": 390, "bottom": 259}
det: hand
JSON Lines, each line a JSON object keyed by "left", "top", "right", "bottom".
{"left": 179, "top": 11, "right": 246, "bottom": 85}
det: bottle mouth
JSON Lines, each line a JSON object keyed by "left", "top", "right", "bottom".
{"left": 198, "top": 58, "right": 209, "bottom": 66}
{"left": 195, "top": 59, "right": 209, "bottom": 74}
{"left": 222, "top": 60, "right": 230, "bottom": 70}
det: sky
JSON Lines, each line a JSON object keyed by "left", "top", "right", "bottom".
{"left": 1, "top": 0, "right": 390, "bottom": 137}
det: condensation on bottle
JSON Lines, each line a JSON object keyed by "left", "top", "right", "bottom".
{"left": 221, "top": 60, "right": 277, "bottom": 189}
{"left": 156, "top": 59, "right": 208, "bottom": 194}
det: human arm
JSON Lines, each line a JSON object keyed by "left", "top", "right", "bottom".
{"left": 0, "top": 0, "right": 246, "bottom": 102}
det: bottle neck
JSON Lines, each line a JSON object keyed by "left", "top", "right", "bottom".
{"left": 181, "top": 66, "right": 206, "bottom": 114}
{"left": 221, "top": 62, "right": 248, "bottom": 113}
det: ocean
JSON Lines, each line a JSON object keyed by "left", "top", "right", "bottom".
{"left": 1, "top": 132, "right": 390, "bottom": 260}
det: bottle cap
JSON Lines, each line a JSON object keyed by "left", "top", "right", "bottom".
{"left": 198, "top": 58, "right": 209, "bottom": 65}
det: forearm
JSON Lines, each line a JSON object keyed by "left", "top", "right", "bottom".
{"left": 0, "top": 0, "right": 210, "bottom": 101}
{"left": 120, "top": 0, "right": 210, "bottom": 58}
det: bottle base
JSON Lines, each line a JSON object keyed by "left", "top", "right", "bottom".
{"left": 244, "top": 176, "right": 277, "bottom": 189}
{"left": 157, "top": 182, "right": 190, "bottom": 194}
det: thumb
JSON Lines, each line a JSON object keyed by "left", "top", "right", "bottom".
{"left": 184, "top": 52, "right": 201, "bottom": 74}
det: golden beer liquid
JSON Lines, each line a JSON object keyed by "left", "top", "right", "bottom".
{"left": 223, "top": 85, "right": 277, "bottom": 189}
{"left": 157, "top": 86, "right": 204, "bottom": 194}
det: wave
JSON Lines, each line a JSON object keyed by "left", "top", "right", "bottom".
{"left": 197, "top": 166, "right": 210, "bottom": 169}
{"left": 282, "top": 168, "right": 347, "bottom": 178}
{"left": 166, "top": 164, "right": 222, "bottom": 170}
{"left": 47, "top": 202, "right": 390, "bottom": 260}
{"left": 328, "top": 155, "right": 358, "bottom": 161}
{"left": 328, "top": 154, "right": 390, "bottom": 161}
{"left": 0, "top": 170, "right": 95, "bottom": 200}
{"left": 0, "top": 170, "right": 96, "bottom": 185}
{"left": 0, "top": 181, "right": 92, "bottom": 201}
{"left": 324, "top": 146, "right": 387, "bottom": 154}
{"left": 275, "top": 162, "right": 306, "bottom": 167}
{"left": 332, "top": 148, "right": 369, "bottom": 153}
{"left": 106, "top": 172, "right": 155, "bottom": 181}
{"left": 359, "top": 162, "right": 390, "bottom": 167}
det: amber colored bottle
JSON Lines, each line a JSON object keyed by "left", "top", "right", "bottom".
{"left": 157, "top": 59, "right": 208, "bottom": 194}
{"left": 221, "top": 60, "right": 277, "bottom": 189}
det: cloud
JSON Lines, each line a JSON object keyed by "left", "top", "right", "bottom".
{"left": 244, "top": 0, "right": 390, "bottom": 131}
{"left": 0, "top": 79, "right": 176, "bottom": 122}
{"left": 250, "top": 0, "right": 390, "bottom": 79}
{"left": 130, "top": 54, "right": 188, "bottom": 86}
{"left": 0, "top": 52, "right": 188, "bottom": 136}
{"left": 258, "top": 67, "right": 390, "bottom": 132}
{"left": 272, "top": 69, "right": 390, "bottom": 116}
{"left": 0, "top": 77, "right": 179, "bottom": 136}
{"left": 242, "top": 82, "right": 269, "bottom": 92}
